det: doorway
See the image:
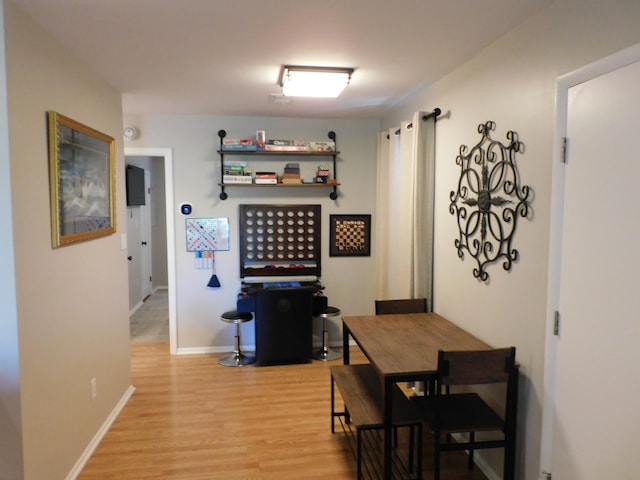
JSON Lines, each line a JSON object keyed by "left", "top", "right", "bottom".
{"left": 125, "top": 147, "right": 177, "bottom": 353}
{"left": 126, "top": 165, "right": 154, "bottom": 309}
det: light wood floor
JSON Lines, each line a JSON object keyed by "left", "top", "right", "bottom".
{"left": 78, "top": 343, "right": 489, "bottom": 480}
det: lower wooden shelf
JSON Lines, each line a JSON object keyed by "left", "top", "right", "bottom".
{"left": 218, "top": 182, "right": 339, "bottom": 200}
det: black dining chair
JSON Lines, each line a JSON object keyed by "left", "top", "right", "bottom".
{"left": 412, "top": 346, "right": 519, "bottom": 480}
{"left": 375, "top": 298, "right": 428, "bottom": 315}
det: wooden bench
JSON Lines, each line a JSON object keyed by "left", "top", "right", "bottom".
{"left": 330, "top": 364, "right": 423, "bottom": 479}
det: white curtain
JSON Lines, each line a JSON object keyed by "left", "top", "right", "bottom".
{"left": 375, "top": 111, "right": 436, "bottom": 308}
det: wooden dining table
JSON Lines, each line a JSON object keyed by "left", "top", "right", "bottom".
{"left": 341, "top": 312, "right": 491, "bottom": 480}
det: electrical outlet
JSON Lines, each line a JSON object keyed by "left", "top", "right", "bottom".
{"left": 90, "top": 378, "right": 97, "bottom": 400}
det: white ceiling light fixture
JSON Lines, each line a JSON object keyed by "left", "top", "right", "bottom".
{"left": 280, "top": 65, "right": 354, "bottom": 98}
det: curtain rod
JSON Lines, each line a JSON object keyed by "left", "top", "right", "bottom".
{"left": 422, "top": 107, "right": 442, "bottom": 122}
{"left": 388, "top": 107, "right": 442, "bottom": 138}
{"left": 405, "top": 107, "right": 443, "bottom": 131}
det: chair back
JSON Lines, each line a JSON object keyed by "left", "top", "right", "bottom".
{"left": 425, "top": 346, "right": 519, "bottom": 480}
{"left": 438, "top": 347, "right": 516, "bottom": 387}
{"left": 375, "top": 298, "right": 428, "bottom": 315}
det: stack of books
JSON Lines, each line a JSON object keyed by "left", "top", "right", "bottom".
{"left": 223, "top": 160, "right": 252, "bottom": 184}
{"left": 221, "top": 138, "right": 257, "bottom": 151}
{"left": 282, "top": 163, "right": 301, "bottom": 184}
{"left": 316, "top": 163, "right": 331, "bottom": 183}
{"left": 254, "top": 172, "right": 278, "bottom": 184}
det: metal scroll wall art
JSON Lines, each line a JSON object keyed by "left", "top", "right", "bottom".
{"left": 449, "top": 121, "right": 531, "bottom": 282}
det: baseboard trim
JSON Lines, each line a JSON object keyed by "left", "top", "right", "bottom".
{"left": 176, "top": 345, "right": 257, "bottom": 355}
{"left": 450, "top": 433, "right": 501, "bottom": 480}
{"left": 474, "top": 454, "right": 500, "bottom": 480}
{"left": 65, "top": 385, "right": 136, "bottom": 480}
{"left": 129, "top": 301, "right": 143, "bottom": 317}
{"left": 175, "top": 340, "right": 354, "bottom": 356}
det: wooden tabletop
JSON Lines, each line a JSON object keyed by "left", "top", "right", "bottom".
{"left": 343, "top": 312, "right": 491, "bottom": 377}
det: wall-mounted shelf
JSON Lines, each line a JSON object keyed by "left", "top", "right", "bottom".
{"left": 217, "top": 130, "right": 340, "bottom": 200}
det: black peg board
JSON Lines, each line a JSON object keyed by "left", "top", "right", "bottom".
{"left": 239, "top": 204, "right": 321, "bottom": 278}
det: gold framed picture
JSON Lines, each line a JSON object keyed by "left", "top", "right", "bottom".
{"left": 47, "top": 111, "right": 116, "bottom": 247}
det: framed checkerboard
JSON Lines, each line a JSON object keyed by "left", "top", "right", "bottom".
{"left": 329, "top": 214, "right": 371, "bottom": 257}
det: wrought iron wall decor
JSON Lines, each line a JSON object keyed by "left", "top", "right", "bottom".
{"left": 449, "top": 121, "right": 531, "bottom": 282}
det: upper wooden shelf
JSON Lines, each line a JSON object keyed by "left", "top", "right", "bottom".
{"left": 217, "top": 150, "right": 339, "bottom": 156}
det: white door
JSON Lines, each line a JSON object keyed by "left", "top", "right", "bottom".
{"left": 550, "top": 59, "right": 640, "bottom": 478}
{"left": 126, "top": 206, "right": 143, "bottom": 309}
{"left": 140, "top": 170, "right": 152, "bottom": 298}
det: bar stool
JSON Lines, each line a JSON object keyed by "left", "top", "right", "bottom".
{"left": 313, "top": 306, "right": 342, "bottom": 361}
{"left": 219, "top": 310, "right": 255, "bottom": 367}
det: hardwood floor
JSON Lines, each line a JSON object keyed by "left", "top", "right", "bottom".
{"left": 78, "top": 343, "right": 489, "bottom": 480}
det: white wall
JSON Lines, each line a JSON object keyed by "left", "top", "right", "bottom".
{"left": 0, "top": 3, "right": 24, "bottom": 478}
{"left": 122, "top": 114, "right": 380, "bottom": 352}
{"left": 3, "top": 1, "right": 132, "bottom": 478}
{"left": 382, "top": 1, "right": 640, "bottom": 479}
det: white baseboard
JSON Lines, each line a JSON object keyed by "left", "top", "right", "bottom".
{"left": 176, "top": 345, "right": 258, "bottom": 355}
{"left": 129, "top": 301, "right": 143, "bottom": 317}
{"left": 65, "top": 385, "right": 136, "bottom": 480}
{"left": 450, "top": 433, "right": 501, "bottom": 480}
{"left": 474, "top": 454, "right": 500, "bottom": 480}
{"left": 175, "top": 339, "right": 351, "bottom": 356}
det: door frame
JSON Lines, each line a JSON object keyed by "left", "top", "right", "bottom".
{"left": 125, "top": 147, "right": 177, "bottom": 354}
{"left": 540, "top": 42, "right": 640, "bottom": 473}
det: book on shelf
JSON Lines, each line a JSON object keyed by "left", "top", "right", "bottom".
{"left": 223, "top": 159, "right": 248, "bottom": 167}
{"left": 255, "top": 171, "right": 277, "bottom": 178}
{"left": 266, "top": 139, "right": 306, "bottom": 146}
{"left": 281, "top": 178, "right": 302, "bottom": 184}
{"left": 221, "top": 144, "right": 257, "bottom": 151}
{"left": 223, "top": 175, "right": 252, "bottom": 184}
{"left": 263, "top": 144, "right": 307, "bottom": 152}
{"left": 254, "top": 178, "right": 278, "bottom": 184}
{"left": 307, "top": 141, "right": 336, "bottom": 152}
{"left": 223, "top": 138, "right": 254, "bottom": 145}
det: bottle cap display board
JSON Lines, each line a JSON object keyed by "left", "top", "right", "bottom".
{"left": 239, "top": 204, "right": 321, "bottom": 278}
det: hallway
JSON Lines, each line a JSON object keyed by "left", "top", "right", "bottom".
{"left": 130, "top": 290, "right": 169, "bottom": 343}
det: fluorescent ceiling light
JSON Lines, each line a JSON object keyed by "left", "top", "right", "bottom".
{"left": 280, "top": 65, "right": 354, "bottom": 98}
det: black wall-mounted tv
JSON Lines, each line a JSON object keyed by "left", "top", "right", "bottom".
{"left": 126, "top": 164, "right": 146, "bottom": 206}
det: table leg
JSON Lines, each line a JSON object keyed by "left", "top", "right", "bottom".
{"left": 384, "top": 376, "right": 393, "bottom": 480}
{"left": 342, "top": 322, "right": 350, "bottom": 364}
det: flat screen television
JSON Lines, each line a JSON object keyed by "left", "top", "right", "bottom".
{"left": 126, "top": 164, "right": 146, "bottom": 206}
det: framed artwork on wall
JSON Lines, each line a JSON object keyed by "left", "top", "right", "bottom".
{"left": 329, "top": 214, "right": 371, "bottom": 257}
{"left": 47, "top": 111, "right": 116, "bottom": 247}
